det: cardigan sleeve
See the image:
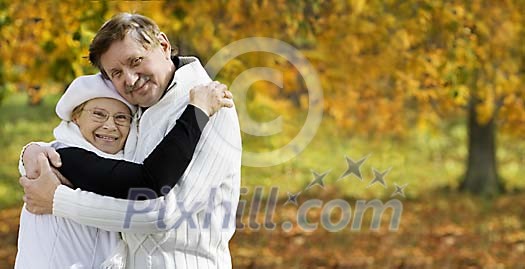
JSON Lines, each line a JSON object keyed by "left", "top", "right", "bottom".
{"left": 52, "top": 107, "right": 242, "bottom": 233}
{"left": 54, "top": 105, "right": 209, "bottom": 199}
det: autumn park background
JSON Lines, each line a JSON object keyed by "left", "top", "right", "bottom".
{"left": 1, "top": 0, "right": 525, "bottom": 268}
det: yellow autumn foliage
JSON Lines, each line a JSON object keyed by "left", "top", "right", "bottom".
{"left": 0, "top": 0, "right": 524, "bottom": 135}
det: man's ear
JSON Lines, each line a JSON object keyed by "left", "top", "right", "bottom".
{"left": 157, "top": 32, "right": 171, "bottom": 56}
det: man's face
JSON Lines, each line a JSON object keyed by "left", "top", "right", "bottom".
{"left": 100, "top": 34, "right": 174, "bottom": 107}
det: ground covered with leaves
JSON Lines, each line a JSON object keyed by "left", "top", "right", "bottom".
{"left": 1, "top": 191, "right": 524, "bottom": 268}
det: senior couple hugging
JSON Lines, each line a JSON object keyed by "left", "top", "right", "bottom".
{"left": 15, "top": 12, "right": 242, "bottom": 269}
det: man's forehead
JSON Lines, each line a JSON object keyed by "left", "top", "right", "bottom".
{"left": 102, "top": 38, "right": 144, "bottom": 66}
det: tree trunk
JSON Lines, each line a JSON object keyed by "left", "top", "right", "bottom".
{"left": 460, "top": 98, "right": 502, "bottom": 196}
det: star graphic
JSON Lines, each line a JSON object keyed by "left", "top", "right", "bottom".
{"left": 306, "top": 170, "right": 331, "bottom": 190}
{"left": 284, "top": 192, "right": 301, "bottom": 206}
{"left": 367, "top": 167, "right": 391, "bottom": 188}
{"left": 338, "top": 154, "right": 371, "bottom": 181}
{"left": 391, "top": 183, "right": 408, "bottom": 198}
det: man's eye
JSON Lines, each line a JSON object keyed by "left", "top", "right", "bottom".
{"left": 132, "top": 57, "right": 143, "bottom": 66}
{"left": 111, "top": 71, "right": 121, "bottom": 78}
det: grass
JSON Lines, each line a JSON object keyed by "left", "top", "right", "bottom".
{"left": 240, "top": 110, "right": 525, "bottom": 201}
{"left": 0, "top": 93, "right": 61, "bottom": 208}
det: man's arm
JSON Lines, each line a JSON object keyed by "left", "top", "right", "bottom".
{"left": 49, "top": 108, "right": 241, "bottom": 233}
{"left": 57, "top": 105, "right": 209, "bottom": 198}
{"left": 21, "top": 81, "right": 232, "bottom": 200}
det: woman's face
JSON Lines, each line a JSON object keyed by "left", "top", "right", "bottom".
{"left": 73, "top": 98, "right": 132, "bottom": 154}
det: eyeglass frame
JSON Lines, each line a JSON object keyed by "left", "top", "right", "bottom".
{"left": 81, "top": 108, "right": 133, "bottom": 127}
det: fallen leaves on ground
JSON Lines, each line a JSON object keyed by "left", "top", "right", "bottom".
{"left": 1, "top": 192, "right": 524, "bottom": 268}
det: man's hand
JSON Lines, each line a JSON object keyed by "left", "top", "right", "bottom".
{"left": 51, "top": 168, "right": 74, "bottom": 188}
{"left": 19, "top": 155, "right": 61, "bottom": 214}
{"left": 190, "top": 81, "right": 234, "bottom": 117}
{"left": 23, "top": 144, "right": 62, "bottom": 179}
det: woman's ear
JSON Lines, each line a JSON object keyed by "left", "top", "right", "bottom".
{"left": 72, "top": 115, "right": 79, "bottom": 124}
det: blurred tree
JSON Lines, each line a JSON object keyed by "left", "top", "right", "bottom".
{"left": 0, "top": 0, "right": 106, "bottom": 105}
{"left": 301, "top": 0, "right": 525, "bottom": 196}
{"left": 311, "top": 1, "right": 525, "bottom": 196}
{"left": 166, "top": 0, "right": 525, "bottom": 196}
{"left": 386, "top": 0, "right": 525, "bottom": 196}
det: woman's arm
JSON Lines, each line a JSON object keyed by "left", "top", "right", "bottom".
{"left": 57, "top": 105, "right": 209, "bottom": 199}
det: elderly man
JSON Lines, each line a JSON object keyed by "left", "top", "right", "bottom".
{"left": 20, "top": 13, "right": 241, "bottom": 269}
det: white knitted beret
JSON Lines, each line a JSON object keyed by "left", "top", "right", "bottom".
{"left": 56, "top": 73, "right": 136, "bottom": 121}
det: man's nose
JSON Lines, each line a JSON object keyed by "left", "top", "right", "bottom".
{"left": 123, "top": 70, "right": 138, "bottom": 92}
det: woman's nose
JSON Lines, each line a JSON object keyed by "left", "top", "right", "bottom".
{"left": 102, "top": 117, "right": 118, "bottom": 129}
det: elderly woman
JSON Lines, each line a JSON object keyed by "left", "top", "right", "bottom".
{"left": 15, "top": 73, "right": 230, "bottom": 268}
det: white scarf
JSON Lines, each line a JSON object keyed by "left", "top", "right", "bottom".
{"left": 53, "top": 120, "right": 138, "bottom": 162}
{"left": 53, "top": 121, "right": 124, "bottom": 159}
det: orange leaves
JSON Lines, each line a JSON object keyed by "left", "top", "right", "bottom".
{"left": 350, "top": 0, "right": 366, "bottom": 16}
{"left": 392, "top": 29, "right": 411, "bottom": 51}
{"left": 499, "top": 94, "right": 525, "bottom": 135}
{"left": 1, "top": 1, "right": 98, "bottom": 92}
{"left": 452, "top": 85, "right": 469, "bottom": 106}
{"left": 226, "top": 192, "right": 525, "bottom": 268}
{"left": 1, "top": 0, "right": 524, "bottom": 138}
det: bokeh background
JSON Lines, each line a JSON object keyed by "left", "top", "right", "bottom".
{"left": 1, "top": 0, "right": 525, "bottom": 268}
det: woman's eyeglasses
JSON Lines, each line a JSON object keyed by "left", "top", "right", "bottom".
{"left": 82, "top": 108, "right": 133, "bottom": 127}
